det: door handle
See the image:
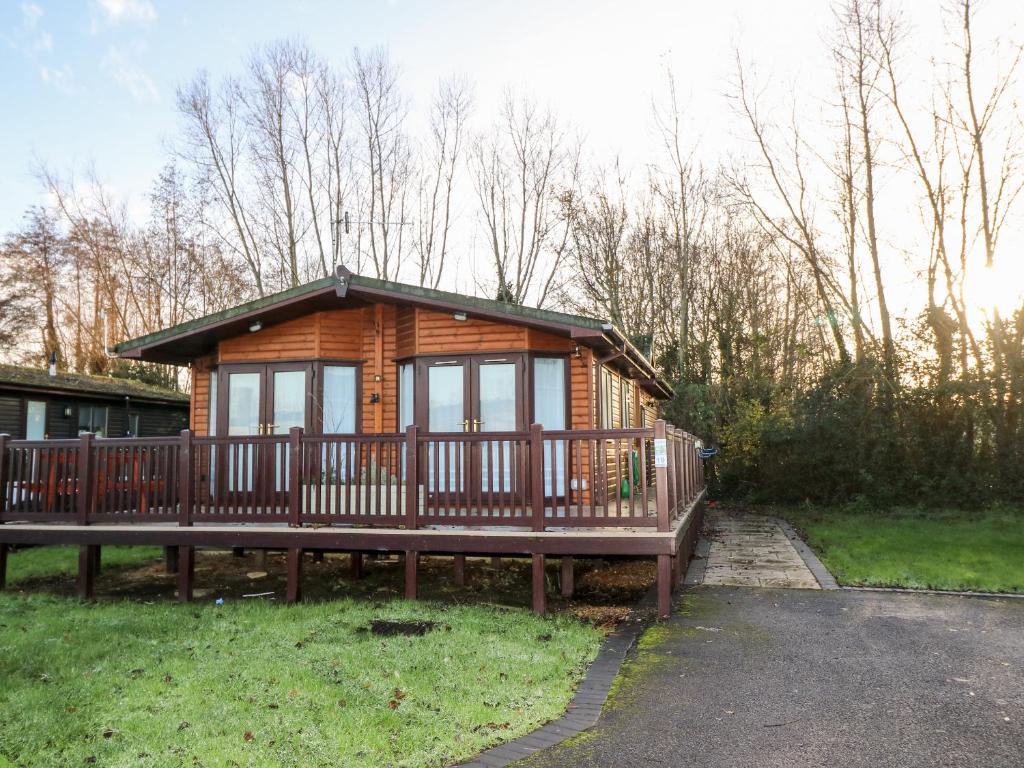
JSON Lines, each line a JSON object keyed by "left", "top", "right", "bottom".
{"left": 461, "top": 419, "right": 471, "bottom": 432}
{"left": 473, "top": 419, "right": 484, "bottom": 432}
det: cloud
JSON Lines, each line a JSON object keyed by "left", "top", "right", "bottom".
{"left": 92, "top": 0, "right": 157, "bottom": 26}
{"left": 102, "top": 46, "right": 159, "bottom": 102}
{"left": 40, "top": 64, "right": 74, "bottom": 93}
{"left": 12, "top": 1, "right": 52, "bottom": 52}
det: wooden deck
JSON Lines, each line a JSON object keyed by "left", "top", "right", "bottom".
{"left": 0, "top": 423, "right": 706, "bottom": 617}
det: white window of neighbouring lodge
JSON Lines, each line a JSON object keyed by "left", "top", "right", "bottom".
{"left": 77, "top": 405, "right": 108, "bottom": 437}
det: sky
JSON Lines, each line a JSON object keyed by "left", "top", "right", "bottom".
{"left": 2, "top": 0, "right": 1022, "bottom": 321}
{"left": 0, "top": 0, "right": 841, "bottom": 232}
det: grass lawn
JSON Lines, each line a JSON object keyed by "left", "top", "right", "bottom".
{"left": 5, "top": 544, "right": 164, "bottom": 584}
{"left": 0, "top": 590, "right": 601, "bottom": 767}
{"left": 778, "top": 505, "right": 1024, "bottom": 593}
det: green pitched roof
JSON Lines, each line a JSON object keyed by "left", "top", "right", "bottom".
{"left": 115, "top": 274, "right": 606, "bottom": 355}
{"left": 0, "top": 364, "right": 189, "bottom": 403}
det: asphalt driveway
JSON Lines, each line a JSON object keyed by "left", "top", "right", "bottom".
{"left": 518, "top": 587, "right": 1024, "bottom": 768}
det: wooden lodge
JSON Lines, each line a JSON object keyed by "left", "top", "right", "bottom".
{"left": 0, "top": 267, "right": 706, "bottom": 617}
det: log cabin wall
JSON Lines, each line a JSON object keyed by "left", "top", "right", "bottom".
{"left": 188, "top": 302, "right": 658, "bottom": 440}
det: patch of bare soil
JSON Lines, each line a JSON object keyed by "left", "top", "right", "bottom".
{"left": 10, "top": 550, "right": 659, "bottom": 630}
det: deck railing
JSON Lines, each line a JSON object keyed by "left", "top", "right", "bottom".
{"left": 0, "top": 421, "right": 705, "bottom": 532}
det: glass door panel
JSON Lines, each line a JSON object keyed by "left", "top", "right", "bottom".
{"left": 227, "top": 372, "right": 261, "bottom": 492}
{"left": 271, "top": 369, "right": 307, "bottom": 491}
{"left": 322, "top": 366, "right": 357, "bottom": 483}
{"left": 428, "top": 364, "right": 466, "bottom": 494}
{"left": 533, "top": 358, "right": 567, "bottom": 497}
{"left": 478, "top": 362, "right": 516, "bottom": 493}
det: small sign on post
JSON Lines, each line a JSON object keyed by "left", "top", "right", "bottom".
{"left": 653, "top": 438, "right": 668, "bottom": 468}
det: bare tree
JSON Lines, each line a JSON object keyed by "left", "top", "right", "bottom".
{"left": 412, "top": 76, "right": 473, "bottom": 289}
{"left": 834, "top": 0, "right": 897, "bottom": 380}
{"left": 471, "top": 91, "right": 579, "bottom": 306}
{"left": 352, "top": 47, "right": 412, "bottom": 281}
{"left": 651, "top": 66, "right": 710, "bottom": 378}
{"left": 177, "top": 72, "right": 265, "bottom": 295}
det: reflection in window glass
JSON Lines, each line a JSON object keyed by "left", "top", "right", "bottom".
{"left": 399, "top": 363, "right": 414, "bottom": 429}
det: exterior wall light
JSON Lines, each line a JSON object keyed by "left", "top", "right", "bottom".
{"left": 249, "top": 320, "right": 262, "bottom": 333}
{"left": 453, "top": 312, "right": 467, "bottom": 321}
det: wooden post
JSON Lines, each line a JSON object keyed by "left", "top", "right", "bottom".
{"left": 92, "top": 545, "right": 102, "bottom": 575}
{"left": 404, "top": 550, "right": 418, "bottom": 600}
{"left": 491, "top": 556, "right": 502, "bottom": 570}
{"left": 164, "top": 546, "right": 179, "bottom": 574}
{"left": 350, "top": 552, "right": 363, "bottom": 579}
{"left": 657, "top": 554, "right": 672, "bottom": 619}
{"left": 232, "top": 548, "right": 245, "bottom": 558}
{"left": 453, "top": 554, "right": 465, "bottom": 587}
{"left": 0, "top": 434, "right": 8, "bottom": 519}
{"left": 654, "top": 420, "right": 670, "bottom": 532}
{"left": 405, "top": 424, "right": 418, "bottom": 530}
{"left": 530, "top": 423, "right": 545, "bottom": 532}
{"left": 77, "top": 545, "right": 97, "bottom": 600}
{"left": 531, "top": 554, "right": 546, "bottom": 614}
{"left": 672, "top": 552, "right": 682, "bottom": 589}
{"left": 0, "top": 543, "right": 7, "bottom": 590}
{"left": 286, "top": 548, "right": 303, "bottom": 603}
{"left": 312, "top": 550, "right": 324, "bottom": 563}
{"left": 255, "top": 549, "right": 268, "bottom": 570}
{"left": 288, "top": 427, "right": 302, "bottom": 527}
{"left": 177, "top": 429, "right": 193, "bottom": 528}
{"left": 178, "top": 545, "right": 194, "bottom": 602}
{"left": 175, "top": 428, "right": 195, "bottom": 602}
{"left": 560, "top": 556, "right": 574, "bottom": 598}
{"left": 76, "top": 432, "right": 94, "bottom": 526}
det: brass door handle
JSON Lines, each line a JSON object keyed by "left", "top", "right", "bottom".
{"left": 461, "top": 419, "right": 471, "bottom": 432}
{"left": 473, "top": 419, "right": 484, "bottom": 432}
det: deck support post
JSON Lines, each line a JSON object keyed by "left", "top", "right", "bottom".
{"left": 532, "top": 554, "right": 546, "bottom": 615}
{"left": 0, "top": 543, "right": 8, "bottom": 590}
{"left": 560, "top": 556, "right": 574, "bottom": 598}
{"left": 349, "top": 552, "right": 363, "bottom": 579}
{"left": 657, "top": 554, "right": 672, "bottom": 619}
{"left": 671, "top": 552, "right": 682, "bottom": 589}
{"left": 405, "top": 550, "right": 418, "bottom": 600}
{"left": 530, "top": 423, "right": 545, "bottom": 532}
{"left": 453, "top": 554, "right": 465, "bottom": 587}
{"left": 654, "top": 420, "right": 670, "bottom": 533}
{"left": 177, "top": 546, "right": 194, "bottom": 602}
{"left": 77, "top": 545, "right": 97, "bottom": 599}
{"left": 92, "top": 545, "right": 101, "bottom": 575}
{"left": 490, "top": 556, "right": 502, "bottom": 570}
{"left": 288, "top": 427, "right": 303, "bottom": 528}
{"left": 255, "top": 549, "right": 268, "bottom": 570}
{"left": 286, "top": 548, "right": 303, "bottom": 603}
{"left": 164, "top": 546, "right": 179, "bottom": 574}
{"left": 232, "top": 548, "right": 245, "bottom": 558}
{"left": 312, "top": 550, "right": 324, "bottom": 563}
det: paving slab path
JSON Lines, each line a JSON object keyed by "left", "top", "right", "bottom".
{"left": 516, "top": 587, "right": 1024, "bottom": 768}
{"left": 689, "top": 510, "right": 824, "bottom": 589}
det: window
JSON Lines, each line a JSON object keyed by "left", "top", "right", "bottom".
{"left": 127, "top": 413, "right": 141, "bottom": 437}
{"left": 322, "top": 366, "right": 357, "bottom": 433}
{"left": 398, "top": 362, "right": 414, "bottom": 430}
{"left": 600, "top": 368, "right": 615, "bottom": 428}
{"left": 208, "top": 372, "right": 218, "bottom": 436}
{"left": 620, "top": 378, "right": 632, "bottom": 428}
{"left": 78, "top": 405, "right": 108, "bottom": 437}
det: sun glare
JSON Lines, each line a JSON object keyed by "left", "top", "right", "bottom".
{"left": 961, "top": 258, "right": 1024, "bottom": 323}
